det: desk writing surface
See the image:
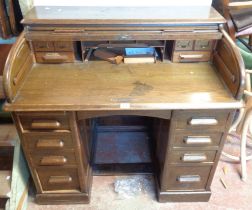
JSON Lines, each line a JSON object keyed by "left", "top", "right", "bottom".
{"left": 5, "top": 62, "right": 242, "bottom": 111}
{"left": 21, "top": 6, "right": 225, "bottom": 25}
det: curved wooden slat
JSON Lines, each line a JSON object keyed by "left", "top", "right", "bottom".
{"left": 3, "top": 32, "right": 33, "bottom": 102}
{"left": 213, "top": 26, "right": 245, "bottom": 100}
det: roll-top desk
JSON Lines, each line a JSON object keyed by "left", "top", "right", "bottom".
{"left": 3, "top": 6, "right": 245, "bottom": 204}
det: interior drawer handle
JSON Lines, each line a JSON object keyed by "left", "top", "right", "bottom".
{"left": 179, "top": 54, "right": 204, "bottom": 59}
{"left": 31, "top": 120, "right": 61, "bottom": 129}
{"left": 188, "top": 118, "right": 218, "bottom": 126}
{"left": 36, "top": 139, "right": 64, "bottom": 148}
{"left": 177, "top": 175, "right": 201, "bottom": 183}
{"left": 48, "top": 176, "right": 72, "bottom": 184}
{"left": 40, "top": 156, "right": 67, "bottom": 166}
{"left": 42, "top": 53, "right": 68, "bottom": 62}
{"left": 182, "top": 153, "right": 207, "bottom": 162}
{"left": 184, "top": 136, "right": 212, "bottom": 144}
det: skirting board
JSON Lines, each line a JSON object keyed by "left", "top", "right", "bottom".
{"left": 36, "top": 193, "right": 90, "bottom": 205}
{"left": 158, "top": 190, "right": 211, "bottom": 202}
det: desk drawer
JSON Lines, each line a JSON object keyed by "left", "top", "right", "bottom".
{"left": 174, "top": 40, "right": 193, "bottom": 51}
{"left": 32, "top": 151, "right": 77, "bottom": 166}
{"left": 167, "top": 150, "right": 217, "bottom": 164}
{"left": 172, "top": 131, "right": 223, "bottom": 148}
{"left": 54, "top": 41, "right": 74, "bottom": 52}
{"left": 36, "top": 168, "right": 80, "bottom": 192}
{"left": 18, "top": 113, "right": 70, "bottom": 131}
{"left": 173, "top": 110, "right": 230, "bottom": 131}
{"left": 22, "top": 132, "right": 74, "bottom": 150}
{"left": 33, "top": 41, "right": 54, "bottom": 52}
{"left": 194, "top": 40, "right": 213, "bottom": 51}
{"left": 172, "top": 51, "right": 211, "bottom": 63}
{"left": 162, "top": 166, "right": 211, "bottom": 191}
{"left": 35, "top": 52, "right": 75, "bottom": 63}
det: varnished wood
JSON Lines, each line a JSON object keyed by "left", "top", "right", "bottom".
{"left": 77, "top": 110, "right": 171, "bottom": 120}
{"left": 172, "top": 109, "right": 230, "bottom": 131}
{"left": 0, "top": 44, "right": 12, "bottom": 98}
{"left": 3, "top": 62, "right": 243, "bottom": 111}
{"left": 25, "top": 30, "right": 223, "bottom": 42}
{"left": 0, "top": 0, "right": 10, "bottom": 39}
{"left": 158, "top": 108, "right": 234, "bottom": 201}
{"left": 3, "top": 32, "right": 33, "bottom": 102}
{"left": 23, "top": 132, "right": 73, "bottom": 151}
{"left": 3, "top": 6, "right": 246, "bottom": 204}
{"left": 21, "top": 6, "right": 226, "bottom": 26}
{"left": 171, "top": 131, "right": 223, "bottom": 149}
{"left": 161, "top": 165, "right": 212, "bottom": 191}
{"left": 213, "top": 26, "right": 245, "bottom": 99}
{"left": 167, "top": 150, "right": 216, "bottom": 164}
{"left": 35, "top": 193, "right": 90, "bottom": 204}
{"left": 18, "top": 112, "right": 70, "bottom": 131}
{"left": 158, "top": 190, "right": 211, "bottom": 202}
{"left": 36, "top": 167, "right": 80, "bottom": 191}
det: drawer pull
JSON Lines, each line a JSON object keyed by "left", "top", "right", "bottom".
{"left": 177, "top": 175, "right": 201, "bottom": 183}
{"left": 182, "top": 154, "right": 207, "bottom": 162}
{"left": 31, "top": 120, "right": 61, "bottom": 129}
{"left": 40, "top": 156, "right": 67, "bottom": 166}
{"left": 188, "top": 118, "right": 218, "bottom": 126}
{"left": 36, "top": 139, "right": 64, "bottom": 148}
{"left": 179, "top": 54, "right": 204, "bottom": 59}
{"left": 42, "top": 53, "right": 68, "bottom": 62}
{"left": 184, "top": 136, "right": 212, "bottom": 144}
{"left": 48, "top": 176, "right": 72, "bottom": 184}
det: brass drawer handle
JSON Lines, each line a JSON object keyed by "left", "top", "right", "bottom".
{"left": 182, "top": 154, "right": 207, "bottom": 162}
{"left": 177, "top": 175, "right": 201, "bottom": 183}
{"left": 36, "top": 139, "right": 64, "bottom": 148}
{"left": 48, "top": 176, "right": 72, "bottom": 184}
{"left": 188, "top": 118, "right": 218, "bottom": 126}
{"left": 179, "top": 54, "right": 204, "bottom": 59}
{"left": 31, "top": 120, "right": 61, "bottom": 129}
{"left": 184, "top": 136, "right": 212, "bottom": 144}
{"left": 40, "top": 156, "right": 67, "bottom": 166}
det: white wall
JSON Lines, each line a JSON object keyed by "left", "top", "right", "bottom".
{"left": 33, "top": 0, "right": 213, "bottom": 6}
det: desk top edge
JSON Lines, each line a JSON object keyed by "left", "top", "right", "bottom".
{"left": 21, "top": 6, "right": 226, "bottom": 26}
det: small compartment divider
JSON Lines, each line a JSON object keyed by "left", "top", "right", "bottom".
{"left": 81, "top": 40, "right": 167, "bottom": 62}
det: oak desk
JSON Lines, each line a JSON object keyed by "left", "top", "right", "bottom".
{"left": 3, "top": 6, "right": 245, "bottom": 204}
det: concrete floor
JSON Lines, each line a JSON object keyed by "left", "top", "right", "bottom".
{"left": 1, "top": 124, "right": 252, "bottom": 210}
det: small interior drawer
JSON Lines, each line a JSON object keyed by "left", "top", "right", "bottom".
{"left": 174, "top": 40, "right": 193, "bottom": 51}
{"left": 172, "top": 51, "right": 211, "bottom": 63}
{"left": 33, "top": 41, "right": 54, "bottom": 52}
{"left": 35, "top": 52, "right": 75, "bottom": 63}
{"left": 18, "top": 112, "right": 70, "bottom": 131}
{"left": 31, "top": 151, "right": 77, "bottom": 166}
{"left": 173, "top": 110, "right": 230, "bottom": 131}
{"left": 167, "top": 150, "right": 217, "bottom": 164}
{"left": 172, "top": 131, "right": 223, "bottom": 148}
{"left": 194, "top": 40, "right": 213, "bottom": 51}
{"left": 22, "top": 132, "right": 74, "bottom": 150}
{"left": 36, "top": 168, "right": 80, "bottom": 192}
{"left": 161, "top": 165, "right": 212, "bottom": 191}
{"left": 54, "top": 41, "right": 74, "bottom": 51}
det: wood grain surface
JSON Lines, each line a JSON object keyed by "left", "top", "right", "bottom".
{"left": 4, "top": 62, "right": 243, "bottom": 111}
